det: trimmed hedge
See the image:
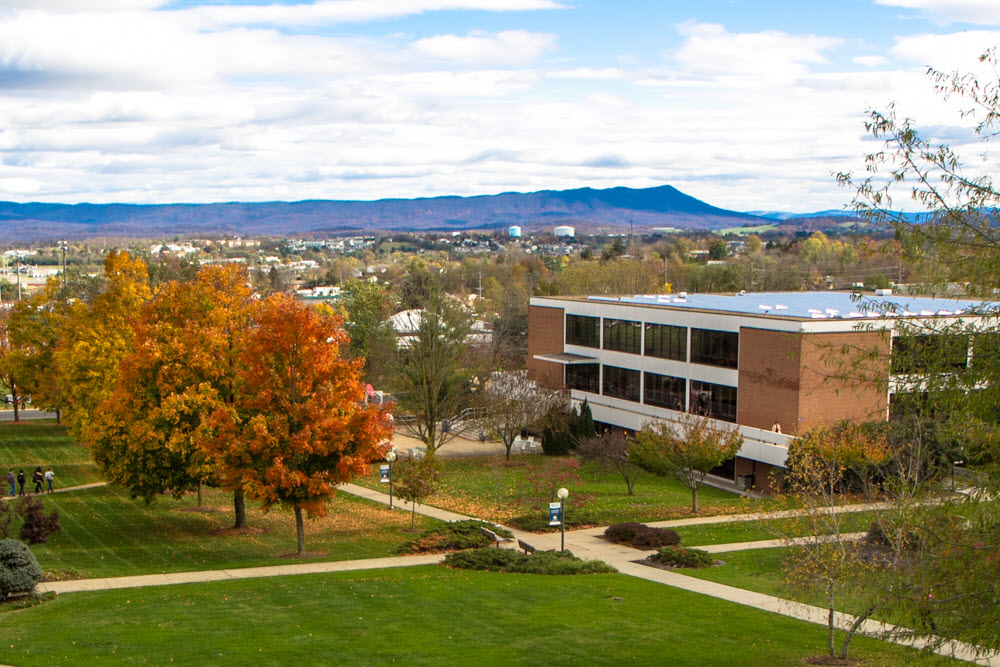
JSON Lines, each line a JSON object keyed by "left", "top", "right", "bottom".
{"left": 648, "top": 547, "right": 714, "bottom": 569}
{"left": 605, "top": 522, "right": 681, "bottom": 549}
{"left": 0, "top": 539, "right": 43, "bottom": 600}
{"left": 397, "top": 520, "right": 515, "bottom": 555}
{"left": 443, "top": 547, "right": 616, "bottom": 575}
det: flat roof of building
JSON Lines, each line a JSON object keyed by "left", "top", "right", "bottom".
{"left": 578, "top": 291, "right": 989, "bottom": 320}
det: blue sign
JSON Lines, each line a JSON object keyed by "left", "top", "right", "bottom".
{"left": 548, "top": 502, "right": 562, "bottom": 526}
{"left": 380, "top": 464, "right": 390, "bottom": 483}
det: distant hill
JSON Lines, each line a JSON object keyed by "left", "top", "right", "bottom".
{"left": 745, "top": 209, "right": 860, "bottom": 221}
{"left": 0, "top": 185, "right": 769, "bottom": 241}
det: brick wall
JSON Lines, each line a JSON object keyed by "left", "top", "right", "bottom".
{"left": 738, "top": 327, "right": 803, "bottom": 435}
{"left": 526, "top": 305, "right": 566, "bottom": 390}
{"left": 798, "top": 330, "right": 890, "bottom": 429}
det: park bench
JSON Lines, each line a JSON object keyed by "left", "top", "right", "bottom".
{"left": 517, "top": 539, "right": 536, "bottom": 555}
{"left": 480, "top": 527, "right": 508, "bottom": 548}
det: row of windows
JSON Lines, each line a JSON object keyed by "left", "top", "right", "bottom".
{"left": 565, "top": 314, "right": 738, "bottom": 369}
{"left": 565, "top": 364, "right": 737, "bottom": 423}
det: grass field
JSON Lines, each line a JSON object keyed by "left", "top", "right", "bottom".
{"left": 28, "top": 485, "right": 442, "bottom": 580}
{"left": 359, "top": 456, "right": 779, "bottom": 526}
{"left": 674, "top": 510, "right": 879, "bottom": 546}
{"left": 0, "top": 420, "right": 104, "bottom": 488}
{"left": 0, "top": 566, "right": 955, "bottom": 665}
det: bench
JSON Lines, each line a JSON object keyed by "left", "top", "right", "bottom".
{"left": 407, "top": 447, "right": 426, "bottom": 460}
{"left": 517, "top": 539, "right": 536, "bottom": 555}
{"left": 480, "top": 527, "right": 508, "bottom": 548}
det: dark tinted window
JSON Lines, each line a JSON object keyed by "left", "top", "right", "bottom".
{"left": 604, "top": 318, "right": 641, "bottom": 354}
{"left": 566, "top": 363, "right": 600, "bottom": 393}
{"left": 891, "top": 334, "right": 968, "bottom": 374}
{"left": 566, "top": 315, "right": 600, "bottom": 348}
{"left": 690, "top": 380, "right": 737, "bottom": 423}
{"left": 602, "top": 365, "right": 640, "bottom": 402}
{"left": 644, "top": 372, "right": 685, "bottom": 410}
{"left": 645, "top": 323, "right": 686, "bottom": 361}
{"left": 691, "top": 328, "right": 739, "bottom": 368}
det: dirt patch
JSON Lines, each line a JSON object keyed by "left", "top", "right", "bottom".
{"left": 209, "top": 526, "right": 267, "bottom": 537}
{"left": 277, "top": 551, "right": 328, "bottom": 559}
{"left": 804, "top": 656, "right": 860, "bottom": 665}
{"left": 176, "top": 506, "right": 226, "bottom": 514}
{"left": 633, "top": 558, "right": 724, "bottom": 570}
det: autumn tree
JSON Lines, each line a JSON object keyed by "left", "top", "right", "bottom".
{"left": 207, "top": 293, "right": 393, "bottom": 554}
{"left": 779, "top": 421, "right": 892, "bottom": 661}
{"left": 576, "top": 430, "right": 641, "bottom": 496}
{"left": 390, "top": 288, "right": 479, "bottom": 458}
{"left": 631, "top": 416, "right": 742, "bottom": 513}
{"left": 0, "top": 309, "right": 26, "bottom": 422}
{"left": 476, "top": 371, "right": 561, "bottom": 461}
{"left": 56, "top": 250, "right": 152, "bottom": 443}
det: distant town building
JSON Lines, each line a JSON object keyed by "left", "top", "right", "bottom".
{"left": 553, "top": 226, "right": 575, "bottom": 237}
{"left": 508, "top": 225, "right": 522, "bottom": 238}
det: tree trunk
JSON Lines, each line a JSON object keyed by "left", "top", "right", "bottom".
{"left": 197, "top": 481, "right": 202, "bottom": 507}
{"left": 11, "top": 386, "right": 18, "bottom": 423}
{"left": 827, "top": 582, "right": 837, "bottom": 658}
{"left": 233, "top": 487, "right": 247, "bottom": 529}
{"left": 55, "top": 409, "right": 61, "bottom": 425}
{"left": 691, "top": 486, "right": 699, "bottom": 513}
{"left": 505, "top": 442, "right": 512, "bottom": 461}
{"left": 410, "top": 502, "right": 417, "bottom": 530}
{"left": 294, "top": 505, "right": 306, "bottom": 554}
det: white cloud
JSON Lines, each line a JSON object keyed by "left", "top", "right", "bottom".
{"left": 876, "top": 0, "right": 1000, "bottom": 26}
{"left": 891, "top": 30, "right": 1000, "bottom": 70}
{"left": 412, "top": 30, "right": 556, "bottom": 66}
{"left": 853, "top": 55, "right": 889, "bottom": 67}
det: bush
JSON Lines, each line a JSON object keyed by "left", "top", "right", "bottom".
{"left": 648, "top": 547, "right": 714, "bottom": 569}
{"left": 629, "top": 526, "right": 681, "bottom": 550}
{"left": 0, "top": 539, "right": 43, "bottom": 599}
{"left": 443, "top": 547, "right": 616, "bottom": 575}
{"left": 509, "top": 510, "right": 599, "bottom": 532}
{"left": 18, "top": 497, "right": 60, "bottom": 545}
{"left": 397, "top": 520, "right": 515, "bottom": 555}
{"left": 604, "top": 522, "right": 681, "bottom": 549}
{"left": 541, "top": 424, "right": 574, "bottom": 456}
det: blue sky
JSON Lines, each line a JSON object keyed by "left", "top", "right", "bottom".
{"left": 1, "top": 0, "right": 999, "bottom": 212}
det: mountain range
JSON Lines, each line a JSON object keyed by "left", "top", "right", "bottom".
{"left": 0, "top": 185, "right": 858, "bottom": 241}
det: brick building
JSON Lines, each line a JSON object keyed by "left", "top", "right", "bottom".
{"left": 527, "top": 291, "right": 985, "bottom": 493}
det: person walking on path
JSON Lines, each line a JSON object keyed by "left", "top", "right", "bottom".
{"left": 17, "top": 470, "right": 25, "bottom": 496}
{"left": 44, "top": 467, "right": 55, "bottom": 494}
{"left": 6, "top": 469, "right": 13, "bottom": 497}
{"left": 32, "top": 467, "right": 43, "bottom": 494}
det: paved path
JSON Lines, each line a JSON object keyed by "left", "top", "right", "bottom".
{"left": 1, "top": 482, "right": 106, "bottom": 502}
{"left": 0, "top": 409, "right": 58, "bottom": 422}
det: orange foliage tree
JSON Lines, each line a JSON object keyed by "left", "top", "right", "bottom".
{"left": 207, "top": 293, "right": 393, "bottom": 554}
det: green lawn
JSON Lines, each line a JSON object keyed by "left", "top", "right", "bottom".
{"left": 0, "top": 420, "right": 104, "bottom": 488}
{"left": 360, "top": 456, "right": 779, "bottom": 526}
{"left": 0, "top": 566, "right": 955, "bottom": 665}
{"left": 28, "top": 485, "right": 442, "bottom": 580}
{"left": 675, "top": 510, "right": 880, "bottom": 546}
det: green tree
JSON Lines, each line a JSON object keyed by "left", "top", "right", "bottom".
{"left": 631, "top": 416, "right": 742, "bottom": 513}
{"left": 341, "top": 279, "right": 398, "bottom": 386}
{"left": 393, "top": 457, "right": 441, "bottom": 530}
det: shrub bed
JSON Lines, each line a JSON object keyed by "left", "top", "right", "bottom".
{"left": 604, "top": 522, "right": 681, "bottom": 549}
{"left": 443, "top": 547, "right": 616, "bottom": 575}
{"left": 396, "top": 520, "right": 515, "bottom": 555}
{"left": 647, "top": 547, "right": 714, "bottom": 569}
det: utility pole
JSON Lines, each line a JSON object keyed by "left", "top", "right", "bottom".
{"left": 59, "top": 240, "right": 68, "bottom": 292}
{"left": 15, "top": 255, "right": 21, "bottom": 302}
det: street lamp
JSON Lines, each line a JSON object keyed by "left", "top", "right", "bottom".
{"left": 557, "top": 487, "right": 569, "bottom": 553}
{"left": 386, "top": 449, "right": 397, "bottom": 509}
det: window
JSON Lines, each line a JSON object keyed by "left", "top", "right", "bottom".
{"left": 690, "top": 328, "right": 739, "bottom": 368}
{"left": 602, "top": 365, "right": 640, "bottom": 402}
{"left": 690, "top": 380, "right": 737, "bottom": 423}
{"left": 566, "top": 314, "right": 600, "bottom": 348}
{"left": 644, "top": 372, "right": 685, "bottom": 410}
{"left": 644, "top": 323, "right": 686, "bottom": 361}
{"left": 566, "top": 363, "right": 600, "bottom": 393}
{"left": 891, "top": 335, "right": 968, "bottom": 374}
{"left": 603, "top": 318, "right": 641, "bottom": 354}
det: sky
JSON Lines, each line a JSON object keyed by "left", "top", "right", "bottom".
{"left": 2, "top": 0, "right": 1000, "bottom": 213}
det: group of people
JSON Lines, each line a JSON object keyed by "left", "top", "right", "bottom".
{"left": 6, "top": 466, "right": 54, "bottom": 497}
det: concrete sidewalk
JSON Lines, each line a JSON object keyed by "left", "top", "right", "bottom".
{"left": 36, "top": 553, "right": 446, "bottom": 595}
{"left": 2, "top": 481, "right": 106, "bottom": 502}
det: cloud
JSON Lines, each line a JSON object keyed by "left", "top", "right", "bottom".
{"left": 891, "top": 30, "right": 1000, "bottom": 70}
{"left": 853, "top": 55, "right": 889, "bottom": 67}
{"left": 412, "top": 30, "right": 556, "bottom": 66}
{"left": 876, "top": 0, "right": 1000, "bottom": 26}
{"left": 672, "top": 22, "right": 842, "bottom": 82}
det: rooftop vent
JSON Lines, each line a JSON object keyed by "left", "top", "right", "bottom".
{"left": 875, "top": 288, "right": 893, "bottom": 296}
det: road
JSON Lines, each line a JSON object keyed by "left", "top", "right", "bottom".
{"left": 0, "top": 408, "right": 58, "bottom": 421}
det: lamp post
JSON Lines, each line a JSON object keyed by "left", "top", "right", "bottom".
{"left": 386, "top": 449, "right": 397, "bottom": 509}
{"left": 557, "top": 487, "right": 569, "bottom": 553}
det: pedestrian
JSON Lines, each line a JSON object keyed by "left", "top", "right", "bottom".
{"left": 44, "top": 467, "right": 55, "bottom": 494}
{"left": 32, "top": 467, "right": 43, "bottom": 494}
{"left": 17, "top": 469, "right": 25, "bottom": 496}
{"left": 6, "top": 469, "right": 13, "bottom": 497}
